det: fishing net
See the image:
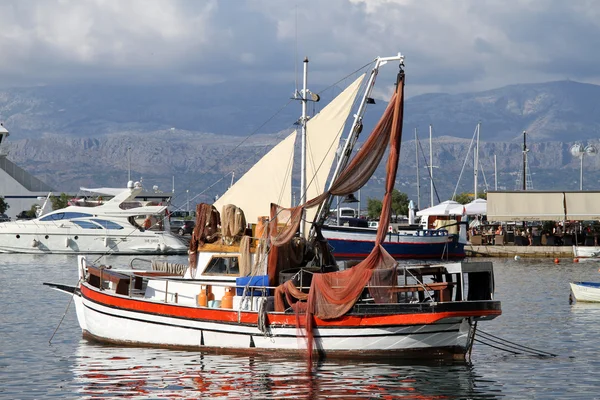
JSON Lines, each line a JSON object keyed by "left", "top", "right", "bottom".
{"left": 188, "top": 203, "right": 221, "bottom": 270}
{"left": 239, "top": 235, "right": 252, "bottom": 276}
{"left": 221, "top": 204, "right": 247, "bottom": 245}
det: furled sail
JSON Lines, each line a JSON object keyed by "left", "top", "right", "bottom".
{"left": 213, "top": 74, "right": 365, "bottom": 226}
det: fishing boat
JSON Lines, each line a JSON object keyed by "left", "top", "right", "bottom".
{"left": 46, "top": 53, "right": 501, "bottom": 360}
{"left": 573, "top": 245, "right": 600, "bottom": 260}
{"left": 569, "top": 281, "right": 600, "bottom": 302}
{"left": 321, "top": 223, "right": 465, "bottom": 260}
{"left": 0, "top": 181, "right": 187, "bottom": 255}
{"left": 322, "top": 200, "right": 466, "bottom": 261}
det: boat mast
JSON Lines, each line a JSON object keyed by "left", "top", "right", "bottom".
{"left": 312, "top": 53, "right": 405, "bottom": 229}
{"left": 299, "top": 57, "right": 309, "bottom": 236}
{"left": 474, "top": 122, "right": 480, "bottom": 199}
{"left": 429, "top": 124, "right": 434, "bottom": 207}
{"left": 494, "top": 154, "right": 497, "bottom": 191}
{"left": 415, "top": 128, "right": 420, "bottom": 210}
{"left": 522, "top": 130, "right": 527, "bottom": 191}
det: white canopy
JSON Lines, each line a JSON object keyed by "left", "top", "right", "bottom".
{"left": 416, "top": 200, "right": 461, "bottom": 217}
{"left": 450, "top": 198, "right": 487, "bottom": 216}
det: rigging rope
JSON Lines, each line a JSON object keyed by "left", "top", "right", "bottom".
{"left": 452, "top": 125, "right": 478, "bottom": 200}
{"left": 49, "top": 278, "right": 81, "bottom": 345}
{"left": 475, "top": 329, "right": 557, "bottom": 357}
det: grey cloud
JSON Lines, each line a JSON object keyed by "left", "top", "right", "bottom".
{"left": 474, "top": 38, "right": 495, "bottom": 54}
{"left": 0, "top": 0, "right": 599, "bottom": 97}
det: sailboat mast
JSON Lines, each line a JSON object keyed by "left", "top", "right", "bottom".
{"left": 300, "top": 57, "right": 309, "bottom": 235}
{"left": 429, "top": 124, "right": 434, "bottom": 207}
{"left": 522, "top": 130, "right": 527, "bottom": 191}
{"left": 474, "top": 122, "right": 480, "bottom": 199}
{"left": 415, "top": 128, "right": 420, "bottom": 210}
{"left": 494, "top": 154, "right": 497, "bottom": 191}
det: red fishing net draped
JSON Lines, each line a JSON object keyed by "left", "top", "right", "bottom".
{"left": 189, "top": 203, "right": 221, "bottom": 272}
{"left": 271, "top": 70, "right": 405, "bottom": 357}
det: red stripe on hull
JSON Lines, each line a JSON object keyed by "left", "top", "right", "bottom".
{"left": 81, "top": 284, "right": 501, "bottom": 327}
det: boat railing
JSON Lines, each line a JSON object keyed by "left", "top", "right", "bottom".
{"left": 86, "top": 265, "right": 463, "bottom": 310}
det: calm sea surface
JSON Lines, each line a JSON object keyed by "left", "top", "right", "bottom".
{"left": 2, "top": 253, "right": 600, "bottom": 399}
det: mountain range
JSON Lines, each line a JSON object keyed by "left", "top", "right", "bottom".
{"left": 2, "top": 79, "right": 600, "bottom": 210}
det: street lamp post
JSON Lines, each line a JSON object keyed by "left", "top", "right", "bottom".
{"left": 570, "top": 144, "right": 598, "bottom": 190}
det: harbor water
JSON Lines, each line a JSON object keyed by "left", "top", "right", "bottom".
{"left": 2, "top": 254, "right": 600, "bottom": 399}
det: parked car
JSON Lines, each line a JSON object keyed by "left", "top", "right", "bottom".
{"left": 170, "top": 219, "right": 195, "bottom": 236}
{"left": 0, "top": 213, "right": 10, "bottom": 222}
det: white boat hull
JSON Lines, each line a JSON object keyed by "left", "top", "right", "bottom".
{"left": 72, "top": 282, "right": 491, "bottom": 358}
{"left": 573, "top": 245, "right": 600, "bottom": 259}
{"left": 570, "top": 282, "right": 600, "bottom": 302}
{"left": 0, "top": 227, "right": 187, "bottom": 254}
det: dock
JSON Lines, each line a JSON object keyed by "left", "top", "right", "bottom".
{"left": 466, "top": 245, "right": 573, "bottom": 258}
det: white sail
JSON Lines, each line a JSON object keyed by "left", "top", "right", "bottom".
{"left": 213, "top": 132, "right": 296, "bottom": 224}
{"left": 303, "top": 74, "right": 365, "bottom": 233}
{"left": 214, "top": 73, "right": 365, "bottom": 227}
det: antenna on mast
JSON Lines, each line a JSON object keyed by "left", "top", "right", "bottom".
{"left": 294, "top": 5, "right": 298, "bottom": 93}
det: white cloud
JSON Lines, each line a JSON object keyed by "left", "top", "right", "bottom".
{"left": 0, "top": 0, "right": 599, "bottom": 96}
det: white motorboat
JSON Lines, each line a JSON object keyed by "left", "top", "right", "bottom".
{"left": 0, "top": 181, "right": 187, "bottom": 254}
{"left": 570, "top": 281, "right": 600, "bottom": 302}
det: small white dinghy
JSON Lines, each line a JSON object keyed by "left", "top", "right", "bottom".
{"left": 570, "top": 282, "right": 600, "bottom": 303}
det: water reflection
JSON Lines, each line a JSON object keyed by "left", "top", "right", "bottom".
{"left": 71, "top": 341, "right": 501, "bottom": 398}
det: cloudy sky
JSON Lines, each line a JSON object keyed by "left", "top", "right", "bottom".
{"left": 1, "top": 0, "right": 598, "bottom": 98}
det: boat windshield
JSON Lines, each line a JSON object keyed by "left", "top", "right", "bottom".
{"left": 72, "top": 221, "right": 103, "bottom": 229}
{"left": 91, "top": 219, "right": 124, "bottom": 230}
{"left": 203, "top": 256, "right": 240, "bottom": 276}
{"left": 40, "top": 212, "right": 93, "bottom": 221}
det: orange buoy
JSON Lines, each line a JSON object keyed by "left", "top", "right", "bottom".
{"left": 197, "top": 287, "right": 208, "bottom": 307}
{"left": 554, "top": 258, "right": 560, "bottom": 264}
{"left": 221, "top": 287, "right": 234, "bottom": 309}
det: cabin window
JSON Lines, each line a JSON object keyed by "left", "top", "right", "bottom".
{"left": 203, "top": 256, "right": 240, "bottom": 276}
{"left": 91, "top": 219, "right": 124, "bottom": 230}
{"left": 465, "top": 272, "right": 492, "bottom": 301}
{"left": 72, "top": 221, "right": 103, "bottom": 229}
{"left": 40, "top": 212, "right": 93, "bottom": 221}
